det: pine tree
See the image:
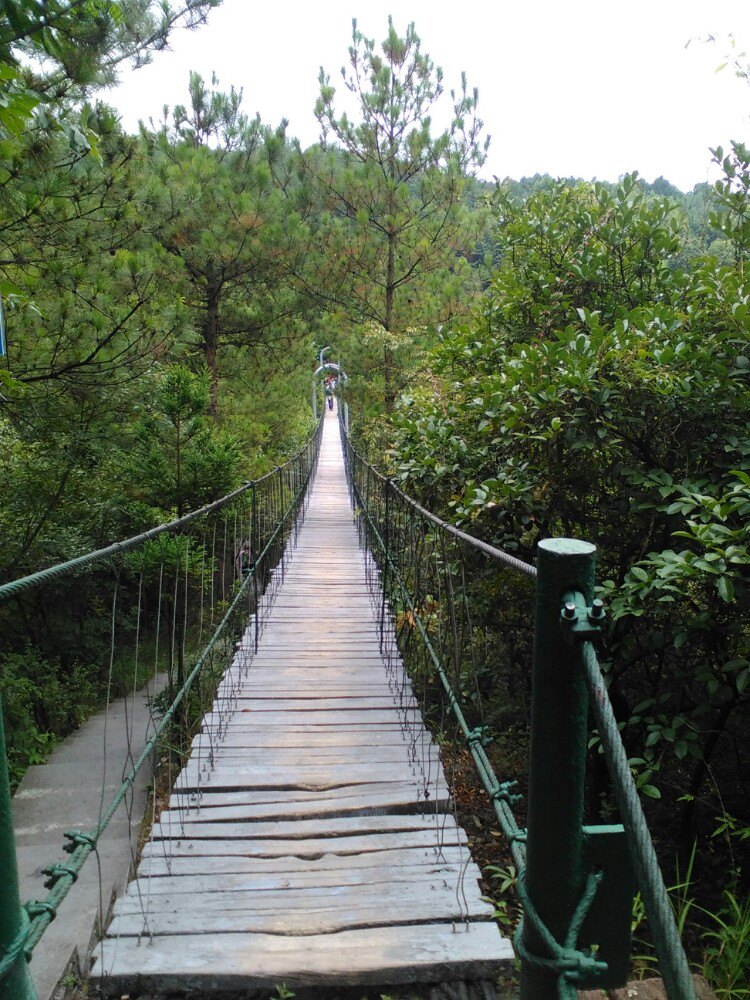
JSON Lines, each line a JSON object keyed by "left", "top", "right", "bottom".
{"left": 309, "top": 16, "right": 489, "bottom": 406}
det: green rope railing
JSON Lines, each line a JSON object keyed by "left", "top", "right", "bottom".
{"left": 339, "top": 413, "right": 697, "bottom": 1000}
{"left": 581, "top": 640, "right": 697, "bottom": 1000}
{"left": 0, "top": 431, "right": 317, "bottom": 604}
{"left": 0, "top": 415, "right": 324, "bottom": 994}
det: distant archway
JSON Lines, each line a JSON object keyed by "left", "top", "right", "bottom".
{"left": 312, "top": 360, "right": 349, "bottom": 428}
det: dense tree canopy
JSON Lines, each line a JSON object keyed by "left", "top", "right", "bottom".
{"left": 141, "top": 72, "right": 311, "bottom": 414}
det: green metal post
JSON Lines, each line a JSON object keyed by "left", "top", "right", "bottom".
{"left": 520, "top": 538, "right": 596, "bottom": 1000}
{"left": 0, "top": 694, "right": 37, "bottom": 1000}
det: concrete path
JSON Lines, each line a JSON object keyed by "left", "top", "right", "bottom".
{"left": 92, "top": 407, "right": 512, "bottom": 996}
{"left": 12, "top": 674, "right": 165, "bottom": 1000}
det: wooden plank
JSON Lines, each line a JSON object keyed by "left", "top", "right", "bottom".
{"left": 204, "top": 710, "right": 409, "bottom": 724}
{"left": 214, "top": 681, "right": 391, "bottom": 693}
{"left": 190, "top": 744, "right": 423, "bottom": 758}
{"left": 174, "top": 768, "right": 423, "bottom": 793}
{"left": 179, "top": 781, "right": 443, "bottom": 805}
{"left": 123, "top": 862, "right": 479, "bottom": 897}
{"left": 92, "top": 922, "right": 512, "bottom": 992}
{"left": 141, "top": 828, "right": 467, "bottom": 858}
{"left": 107, "top": 896, "right": 494, "bottom": 938}
{"left": 198, "top": 717, "right": 411, "bottom": 731}
{"left": 167, "top": 783, "right": 448, "bottom": 818}
{"left": 228, "top": 698, "right": 402, "bottom": 709}
{"left": 198, "top": 727, "right": 414, "bottom": 738}
{"left": 114, "top": 877, "right": 488, "bottom": 915}
{"left": 185, "top": 753, "right": 425, "bottom": 770}
{"left": 192, "top": 732, "right": 426, "bottom": 748}
{"left": 151, "top": 813, "right": 458, "bottom": 841}
{"left": 230, "top": 667, "right": 401, "bottom": 676}
{"left": 137, "top": 845, "right": 472, "bottom": 879}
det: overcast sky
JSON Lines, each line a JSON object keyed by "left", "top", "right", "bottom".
{"left": 107, "top": 0, "right": 750, "bottom": 192}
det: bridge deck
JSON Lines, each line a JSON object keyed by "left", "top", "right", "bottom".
{"left": 92, "top": 408, "right": 512, "bottom": 995}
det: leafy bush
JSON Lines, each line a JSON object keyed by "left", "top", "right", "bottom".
{"left": 389, "top": 169, "right": 750, "bottom": 867}
{"left": 0, "top": 647, "right": 100, "bottom": 787}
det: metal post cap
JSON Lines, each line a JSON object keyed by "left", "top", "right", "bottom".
{"left": 538, "top": 538, "right": 596, "bottom": 557}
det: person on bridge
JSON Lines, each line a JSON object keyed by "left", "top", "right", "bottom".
{"left": 237, "top": 541, "right": 255, "bottom": 578}
{"left": 327, "top": 393, "right": 334, "bottom": 411}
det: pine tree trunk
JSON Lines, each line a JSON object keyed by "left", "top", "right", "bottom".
{"left": 384, "top": 230, "right": 396, "bottom": 411}
{"left": 204, "top": 285, "right": 220, "bottom": 419}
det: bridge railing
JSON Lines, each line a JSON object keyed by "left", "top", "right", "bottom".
{"left": 339, "top": 414, "right": 696, "bottom": 1000}
{"left": 0, "top": 415, "right": 323, "bottom": 1000}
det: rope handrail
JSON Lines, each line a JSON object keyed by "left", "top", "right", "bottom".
{"left": 581, "top": 640, "right": 697, "bottom": 1000}
{"left": 339, "top": 410, "right": 696, "bottom": 1000}
{"left": 0, "top": 418, "right": 323, "bottom": 603}
{"left": 23, "top": 514, "right": 286, "bottom": 957}
{"left": 339, "top": 422, "right": 537, "bottom": 579}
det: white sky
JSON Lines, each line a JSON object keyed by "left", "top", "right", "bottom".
{"left": 107, "top": 0, "right": 750, "bottom": 192}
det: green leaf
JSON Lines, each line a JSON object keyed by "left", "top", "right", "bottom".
{"left": 641, "top": 784, "right": 661, "bottom": 800}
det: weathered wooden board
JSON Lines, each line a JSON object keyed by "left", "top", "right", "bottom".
{"left": 93, "top": 922, "right": 512, "bottom": 993}
{"left": 93, "top": 410, "right": 511, "bottom": 995}
{"left": 141, "top": 827, "right": 467, "bottom": 859}
{"left": 113, "top": 875, "right": 490, "bottom": 916}
{"left": 183, "top": 751, "right": 428, "bottom": 771}
{"left": 124, "top": 861, "right": 480, "bottom": 897}
{"left": 166, "top": 784, "right": 447, "bottom": 820}
{"left": 151, "top": 813, "right": 458, "bottom": 841}
{"left": 189, "top": 743, "right": 425, "bottom": 758}
{"left": 175, "top": 764, "right": 424, "bottom": 791}
{"left": 228, "top": 698, "right": 403, "bottom": 710}
{"left": 107, "top": 896, "right": 495, "bottom": 938}
{"left": 218, "top": 711, "right": 406, "bottom": 725}
{"left": 192, "top": 731, "right": 427, "bottom": 749}
{"left": 137, "top": 844, "right": 473, "bottom": 879}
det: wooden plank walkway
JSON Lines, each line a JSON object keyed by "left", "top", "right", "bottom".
{"left": 92, "top": 407, "right": 513, "bottom": 995}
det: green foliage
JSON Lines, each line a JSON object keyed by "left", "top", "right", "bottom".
{"left": 309, "top": 16, "right": 488, "bottom": 407}
{"left": 1, "top": 0, "right": 221, "bottom": 94}
{"left": 632, "top": 845, "right": 750, "bottom": 997}
{"left": 130, "top": 365, "right": 242, "bottom": 515}
{"left": 141, "top": 72, "right": 311, "bottom": 414}
{"left": 710, "top": 143, "right": 750, "bottom": 260}
{"left": 701, "top": 892, "right": 750, "bottom": 998}
{"left": 268, "top": 986, "right": 295, "bottom": 1000}
{"left": 631, "top": 845, "right": 698, "bottom": 977}
{"left": 388, "top": 164, "right": 750, "bottom": 898}
{"left": 0, "top": 648, "right": 99, "bottom": 786}
{"left": 486, "top": 172, "right": 681, "bottom": 337}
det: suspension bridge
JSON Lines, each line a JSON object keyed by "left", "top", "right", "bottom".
{"left": 90, "top": 406, "right": 511, "bottom": 994}
{"left": 0, "top": 399, "right": 701, "bottom": 1000}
